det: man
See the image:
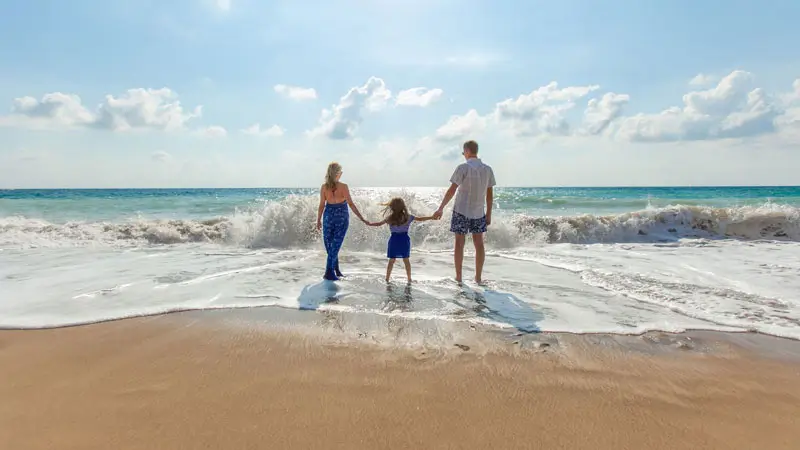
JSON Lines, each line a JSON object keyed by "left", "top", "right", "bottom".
{"left": 433, "top": 140, "right": 496, "bottom": 283}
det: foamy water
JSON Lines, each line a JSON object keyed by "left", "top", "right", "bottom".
{"left": 1, "top": 187, "right": 799, "bottom": 340}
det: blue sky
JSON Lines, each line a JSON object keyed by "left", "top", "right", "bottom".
{"left": 1, "top": 0, "right": 799, "bottom": 188}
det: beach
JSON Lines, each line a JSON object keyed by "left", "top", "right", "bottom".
{"left": 2, "top": 187, "right": 800, "bottom": 448}
{"left": 2, "top": 313, "right": 799, "bottom": 450}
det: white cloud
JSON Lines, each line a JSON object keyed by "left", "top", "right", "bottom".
{"left": 433, "top": 82, "right": 601, "bottom": 141}
{"left": 1, "top": 88, "right": 202, "bottom": 132}
{"left": 581, "top": 92, "right": 630, "bottom": 135}
{"left": 424, "top": 70, "right": 800, "bottom": 152}
{"left": 396, "top": 87, "right": 444, "bottom": 107}
{"left": 273, "top": 84, "right": 318, "bottom": 101}
{"left": 776, "top": 78, "right": 800, "bottom": 131}
{"left": 787, "top": 79, "right": 800, "bottom": 103}
{"left": 689, "top": 73, "right": 718, "bottom": 87}
{"left": 493, "top": 82, "right": 600, "bottom": 136}
{"left": 435, "top": 109, "right": 486, "bottom": 141}
{"left": 616, "top": 70, "right": 779, "bottom": 141}
{"left": 94, "top": 88, "right": 202, "bottom": 132}
{"left": 307, "top": 76, "right": 391, "bottom": 140}
{"left": 242, "top": 123, "right": 284, "bottom": 137}
{"left": 200, "top": 125, "right": 227, "bottom": 137}
{"left": 5, "top": 71, "right": 800, "bottom": 189}
{"left": 4, "top": 93, "right": 94, "bottom": 129}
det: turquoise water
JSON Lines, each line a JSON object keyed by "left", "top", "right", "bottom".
{"left": 2, "top": 186, "right": 799, "bottom": 223}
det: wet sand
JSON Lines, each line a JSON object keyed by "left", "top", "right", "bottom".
{"left": 1, "top": 315, "right": 799, "bottom": 450}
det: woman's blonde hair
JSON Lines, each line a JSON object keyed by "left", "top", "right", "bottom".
{"left": 382, "top": 197, "right": 410, "bottom": 227}
{"left": 324, "top": 162, "right": 342, "bottom": 191}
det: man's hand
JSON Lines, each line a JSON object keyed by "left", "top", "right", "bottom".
{"left": 433, "top": 209, "right": 443, "bottom": 220}
{"left": 486, "top": 215, "right": 491, "bottom": 227}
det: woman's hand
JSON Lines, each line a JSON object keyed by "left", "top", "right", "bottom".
{"left": 316, "top": 220, "right": 322, "bottom": 231}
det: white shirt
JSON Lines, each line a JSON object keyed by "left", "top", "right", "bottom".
{"left": 449, "top": 158, "right": 496, "bottom": 219}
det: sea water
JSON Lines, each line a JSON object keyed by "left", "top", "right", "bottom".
{"left": 1, "top": 187, "right": 799, "bottom": 340}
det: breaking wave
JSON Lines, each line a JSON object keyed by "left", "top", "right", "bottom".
{"left": 2, "top": 194, "right": 799, "bottom": 249}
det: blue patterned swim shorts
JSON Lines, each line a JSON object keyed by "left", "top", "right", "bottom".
{"left": 450, "top": 211, "right": 487, "bottom": 235}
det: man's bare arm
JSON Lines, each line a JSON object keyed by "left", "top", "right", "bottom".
{"left": 486, "top": 186, "right": 493, "bottom": 226}
{"left": 434, "top": 183, "right": 458, "bottom": 219}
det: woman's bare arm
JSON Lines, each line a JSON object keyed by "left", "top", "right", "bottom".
{"left": 316, "top": 186, "right": 325, "bottom": 229}
{"left": 342, "top": 184, "right": 367, "bottom": 222}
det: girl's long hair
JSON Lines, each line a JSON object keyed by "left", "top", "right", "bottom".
{"left": 324, "top": 162, "right": 342, "bottom": 191}
{"left": 382, "top": 197, "right": 410, "bottom": 226}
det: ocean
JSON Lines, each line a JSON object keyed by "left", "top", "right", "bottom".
{"left": 1, "top": 186, "right": 799, "bottom": 340}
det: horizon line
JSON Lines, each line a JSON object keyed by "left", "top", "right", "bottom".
{"left": 2, "top": 185, "right": 800, "bottom": 190}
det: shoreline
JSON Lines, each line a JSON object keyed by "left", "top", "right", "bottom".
{"left": 5, "top": 306, "right": 799, "bottom": 362}
{"left": 2, "top": 312, "right": 800, "bottom": 449}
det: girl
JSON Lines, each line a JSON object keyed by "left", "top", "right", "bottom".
{"left": 367, "top": 197, "right": 435, "bottom": 283}
{"left": 316, "top": 162, "right": 368, "bottom": 281}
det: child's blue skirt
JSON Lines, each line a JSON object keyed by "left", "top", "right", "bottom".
{"left": 387, "top": 232, "right": 411, "bottom": 259}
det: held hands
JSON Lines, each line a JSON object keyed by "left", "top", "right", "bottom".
{"left": 359, "top": 217, "right": 378, "bottom": 227}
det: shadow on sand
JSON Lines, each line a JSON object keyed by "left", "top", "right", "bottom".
{"left": 297, "top": 281, "right": 346, "bottom": 310}
{"left": 455, "top": 285, "right": 543, "bottom": 333}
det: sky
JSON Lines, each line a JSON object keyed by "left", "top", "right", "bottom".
{"left": 1, "top": 0, "right": 799, "bottom": 188}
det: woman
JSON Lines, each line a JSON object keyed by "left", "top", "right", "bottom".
{"left": 316, "top": 162, "right": 367, "bottom": 281}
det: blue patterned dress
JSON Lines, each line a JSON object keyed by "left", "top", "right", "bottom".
{"left": 322, "top": 201, "right": 349, "bottom": 280}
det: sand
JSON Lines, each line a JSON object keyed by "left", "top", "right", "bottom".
{"left": 1, "top": 316, "right": 799, "bottom": 450}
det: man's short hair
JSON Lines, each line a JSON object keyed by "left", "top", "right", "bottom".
{"left": 463, "top": 140, "right": 479, "bottom": 155}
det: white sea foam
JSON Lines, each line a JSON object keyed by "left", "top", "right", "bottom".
{"left": 1, "top": 195, "right": 799, "bottom": 249}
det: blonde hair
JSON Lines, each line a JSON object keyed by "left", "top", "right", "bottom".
{"left": 324, "top": 162, "right": 342, "bottom": 191}
{"left": 382, "top": 197, "right": 410, "bottom": 226}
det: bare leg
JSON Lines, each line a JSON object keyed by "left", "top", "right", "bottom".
{"left": 385, "top": 258, "right": 396, "bottom": 282}
{"left": 472, "top": 233, "right": 485, "bottom": 284}
{"left": 454, "top": 234, "right": 466, "bottom": 283}
{"left": 402, "top": 258, "right": 412, "bottom": 283}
